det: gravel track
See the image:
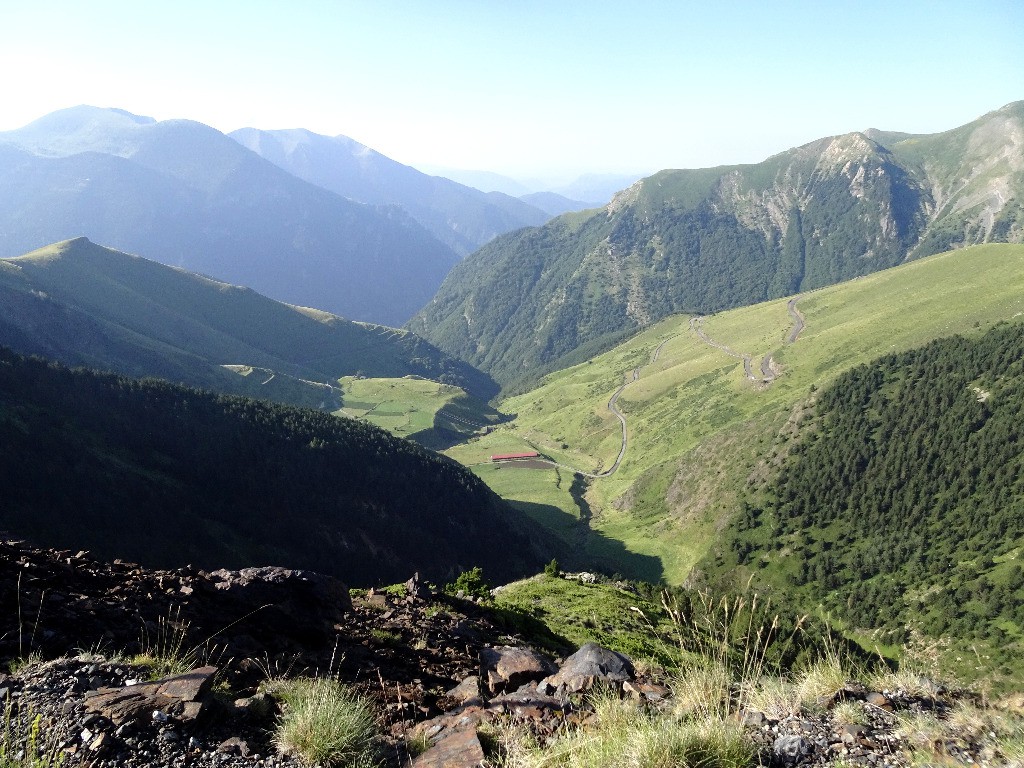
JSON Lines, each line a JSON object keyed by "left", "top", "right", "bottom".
{"left": 487, "top": 298, "right": 806, "bottom": 479}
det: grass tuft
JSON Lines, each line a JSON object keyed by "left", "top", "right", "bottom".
{"left": 796, "top": 653, "right": 848, "bottom": 710}
{"left": 269, "top": 677, "right": 379, "bottom": 768}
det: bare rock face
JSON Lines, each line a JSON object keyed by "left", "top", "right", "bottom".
{"left": 411, "top": 726, "right": 485, "bottom": 768}
{"left": 479, "top": 645, "right": 557, "bottom": 696}
{"left": 84, "top": 666, "right": 218, "bottom": 725}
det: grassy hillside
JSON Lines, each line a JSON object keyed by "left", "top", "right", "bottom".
{"left": 0, "top": 348, "right": 547, "bottom": 586}
{"left": 0, "top": 238, "right": 498, "bottom": 405}
{"left": 336, "top": 375, "right": 506, "bottom": 449}
{"left": 444, "top": 244, "right": 1024, "bottom": 584}
{"left": 411, "top": 103, "right": 1024, "bottom": 392}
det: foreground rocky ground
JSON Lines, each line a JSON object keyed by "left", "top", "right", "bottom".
{"left": 1, "top": 539, "right": 1022, "bottom": 767}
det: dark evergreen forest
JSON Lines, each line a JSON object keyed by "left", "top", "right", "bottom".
{"left": 0, "top": 348, "right": 546, "bottom": 586}
{"left": 707, "top": 321, "right": 1024, "bottom": 664}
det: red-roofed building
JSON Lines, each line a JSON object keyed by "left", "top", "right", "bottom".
{"left": 490, "top": 451, "right": 540, "bottom": 462}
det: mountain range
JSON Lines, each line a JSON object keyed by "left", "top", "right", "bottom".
{"left": 410, "top": 102, "right": 1024, "bottom": 390}
{"left": 230, "top": 127, "right": 551, "bottom": 256}
{"left": 1, "top": 97, "right": 1023, "bottom": 689}
{"left": 0, "top": 106, "right": 461, "bottom": 326}
{"left": 417, "top": 166, "right": 645, "bottom": 206}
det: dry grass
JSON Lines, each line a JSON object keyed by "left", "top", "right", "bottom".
{"left": 742, "top": 675, "right": 801, "bottom": 720}
{"left": 831, "top": 700, "right": 867, "bottom": 727}
{"left": 498, "top": 689, "right": 753, "bottom": 768}
{"left": 796, "top": 654, "right": 849, "bottom": 710}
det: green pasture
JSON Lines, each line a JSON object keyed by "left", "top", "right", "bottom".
{"left": 336, "top": 376, "right": 502, "bottom": 443}
{"left": 463, "top": 244, "right": 1024, "bottom": 583}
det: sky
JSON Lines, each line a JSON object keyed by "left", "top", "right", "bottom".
{"left": 1, "top": 0, "right": 1022, "bottom": 182}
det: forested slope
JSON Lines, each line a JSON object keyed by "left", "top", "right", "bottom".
{"left": 703, "top": 320, "right": 1024, "bottom": 674}
{"left": 0, "top": 349, "right": 545, "bottom": 585}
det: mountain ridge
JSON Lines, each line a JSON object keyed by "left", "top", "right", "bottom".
{"left": 410, "top": 102, "right": 1024, "bottom": 390}
{"left": 0, "top": 106, "right": 459, "bottom": 326}
{"left": 230, "top": 126, "right": 551, "bottom": 256}
{"left": 0, "top": 237, "right": 498, "bottom": 404}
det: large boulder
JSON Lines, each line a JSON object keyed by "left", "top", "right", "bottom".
{"left": 411, "top": 726, "right": 485, "bottom": 768}
{"left": 539, "top": 643, "right": 634, "bottom": 696}
{"left": 84, "top": 666, "right": 217, "bottom": 725}
{"left": 479, "top": 646, "right": 557, "bottom": 696}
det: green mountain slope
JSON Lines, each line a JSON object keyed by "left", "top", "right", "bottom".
{"left": 700, "top": 321, "right": 1024, "bottom": 681}
{"left": 0, "top": 348, "right": 545, "bottom": 585}
{"left": 440, "top": 244, "right": 1024, "bottom": 584}
{"left": 410, "top": 102, "right": 1024, "bottom": 391}
{"left": 0, "top": 238, "right": 498, "bottom": 404}
{"left": 0, "top": 106, "right": 458, "bottom": 326}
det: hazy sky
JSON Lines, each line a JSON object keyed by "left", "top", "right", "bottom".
{"left": 1, "top": 1, "right": 1021, "bottom": 180}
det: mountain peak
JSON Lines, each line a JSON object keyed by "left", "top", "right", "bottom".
{"left": 3, "top": 106, "right": 155, "bottom": 157}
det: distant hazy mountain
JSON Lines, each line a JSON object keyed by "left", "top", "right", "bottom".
{"left": 0, "top": 106, "right": 458, "bottom": 326}
{"left": 550, "top": 173, "right": 646, "bottom": 206}
{"left": 518, "top": 191, "right": 597, "bottom": 216}
{"left": 418, "top": 167, "right": 645, "bottom": 207}
{"left": 416, "top": 167, "right": 534, "bottom": 197}
{"left": 0, "top": 237, "right": 498, "bottom": 404}
{"left": 230, "top": 128, "right": 550, "bottom": 256}
{"left": 410, "top": 102, "right": 1024, "bottom": 390}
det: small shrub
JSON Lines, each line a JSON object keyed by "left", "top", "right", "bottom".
{"left": 6, "top": 652, "right": 42, "bottom": 677}
{"left": 445, "top": 567, "right": 491, "bottom": 600}
{"left": 544, "top": 559, "right": 561, "bottom": 578}
{"left": 369, "top": 629, "right": 401, "bottom": 646}
{"left": 270, "top": 677, "right": 379, "bottom": 767}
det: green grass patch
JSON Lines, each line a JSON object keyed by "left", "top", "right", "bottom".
{"left": 493, "top": 577, "right": 680, "bottom": 666}
{"left": 337, "top": 376, "right": 504, "bottom": 446}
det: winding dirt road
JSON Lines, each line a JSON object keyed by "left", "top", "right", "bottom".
{"left": 492, "top": 297, "right": 805, "bottom": 478}
{"left": 690, "top": 295, "right": 805, "bottom": 386}
{"left": 786, "top": 297, "right": 805, "bottom": 343}
{"left": 689, "top": 317, "right": 760, "bottom": 381}
{"left": 504, "top": 331, "right": 680, "bottom": 478}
